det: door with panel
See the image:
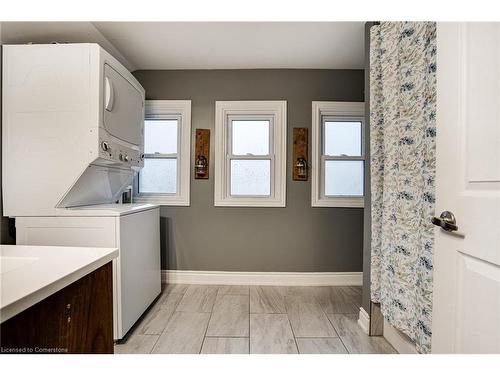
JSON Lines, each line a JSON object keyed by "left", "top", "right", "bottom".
{"left": 432, "top": 22, "right": 500, "bottom": 353}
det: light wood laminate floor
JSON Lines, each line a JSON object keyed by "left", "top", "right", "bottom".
{"left": 115, "top": 284, "right": 396, "bottom": 354}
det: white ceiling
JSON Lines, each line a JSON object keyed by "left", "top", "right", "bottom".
{"left": 93, "top": 22, "right": 364, "bottom": 70}
{"left": 1, "top": 22, "right": 365, "bottom": 71}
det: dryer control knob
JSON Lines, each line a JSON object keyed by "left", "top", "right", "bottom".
{"left": 124, "top": 155, "right": 130, "bottom": 162}
{"left": 101, "top": 141, "right": 110, "bottom": 151}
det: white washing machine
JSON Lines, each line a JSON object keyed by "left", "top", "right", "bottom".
{"left": 15, "top": 204, "right": 161, "bottom": 340}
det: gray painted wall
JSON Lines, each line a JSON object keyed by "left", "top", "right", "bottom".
{"left": 134, "top": 69, "right": 365, "bottom": 272}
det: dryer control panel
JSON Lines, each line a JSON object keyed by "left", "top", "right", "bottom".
{"left": 98, "top": 136, "right": 144, "bottom": 168}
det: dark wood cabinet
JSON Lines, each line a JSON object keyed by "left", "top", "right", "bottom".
{"left": 0, "top": 262, "right": 113, "bottom": 354}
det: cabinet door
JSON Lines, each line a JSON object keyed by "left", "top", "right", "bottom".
{"left": 66, "top": 262, "right": 114, "bottom": 353}
{"left": 0, "top": 263, "right": 113, "bottom": 354}
{"left": 103, "top": 63, "right": 144, "bottom": 146}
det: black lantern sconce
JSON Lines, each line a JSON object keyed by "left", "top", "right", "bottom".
{"left": 295, "top": 157, "right": 308, "bottom": 180}
{"left": 195, "top": 155, "right": 208, "bottom": 178}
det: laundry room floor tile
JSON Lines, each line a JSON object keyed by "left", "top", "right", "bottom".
{"left": 115, "top": 284, "right": 396, "bottom": 355}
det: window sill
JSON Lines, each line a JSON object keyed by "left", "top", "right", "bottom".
{"left": 311, "top": 197, "right": 364, "bottom": 208}
{"left": 134, "top": 195, "right": 190, "bottom": 207}
{"left": 214, "top": 197, "right": 286, "bottom": 208}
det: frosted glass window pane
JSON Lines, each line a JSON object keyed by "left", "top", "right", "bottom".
{"left": 232, "top": 120, "right": 269, "bottom": 155}
{"left": 324, "top": 160, "right": 363, "bottom": 196}
{"left": 144, "top": 119, "right": 178, "bottom": 154}
{"left": 324, "top": 121, "right": 362, "bottom": 156}
{"left": 230, "top": 160, "right": 270, "bottom": 196}
{"left": 139, "top": 158, "right": 177, "bottom": 194}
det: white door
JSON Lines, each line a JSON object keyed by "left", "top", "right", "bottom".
{"left": 432, "top": 23, "right": 500, "bottom": 353}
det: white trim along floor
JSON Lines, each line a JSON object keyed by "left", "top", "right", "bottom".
{"left": 162, "top": 270, "right": 363, "bottom": 286}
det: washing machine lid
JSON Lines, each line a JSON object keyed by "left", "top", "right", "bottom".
{"left": 55, "top": 203, "right": 159, "bottom": 217}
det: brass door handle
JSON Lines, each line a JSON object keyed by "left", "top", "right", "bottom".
{"left": 432, "top": 211, "right": 458, "bottom": 232}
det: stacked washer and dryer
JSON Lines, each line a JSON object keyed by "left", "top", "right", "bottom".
{"left": 2, "top": 43, "right": 161, "bottom": 340}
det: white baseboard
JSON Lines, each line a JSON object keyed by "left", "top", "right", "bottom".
{"left": 383, "top": 320, "right": 418, "bottom": 354}
{"left": 162, "top": 270, "right": 363, "bottom": 286}
{"left": 357, "top": 306, "right": 370, "bottom": 334}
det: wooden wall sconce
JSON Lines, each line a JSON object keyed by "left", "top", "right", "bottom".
{"left": 195, "top": 129, "right": 210, "bottom": 179}
{"left": 293, "top": 128, "right": 308, "bottom": 181}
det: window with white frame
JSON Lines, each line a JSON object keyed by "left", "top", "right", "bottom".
{"left": 311, "top": 101, "right": 365, "bottom": 207}
{"left": 135, "top": 100, "right": 191, "bottom": 206}
{"left": 214, "top": 101, "right": 287, "bottom": 207}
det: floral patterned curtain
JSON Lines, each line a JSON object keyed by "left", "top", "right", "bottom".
{"left": 370, "top": 22, "right": 437, "bottom": 354}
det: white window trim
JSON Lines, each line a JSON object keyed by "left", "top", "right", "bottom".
{"left": 214, "top": 100, "right": 287, "bottom": 207}
{"left": 135, "top": 100, "right": 191, "bottom": 206}
{"left": 311, "top": 101, "right": 365, "bottom": 208}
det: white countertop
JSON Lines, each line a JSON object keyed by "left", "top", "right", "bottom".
{"left": 0, "top": 244, "right": 118, "bottom": 323}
